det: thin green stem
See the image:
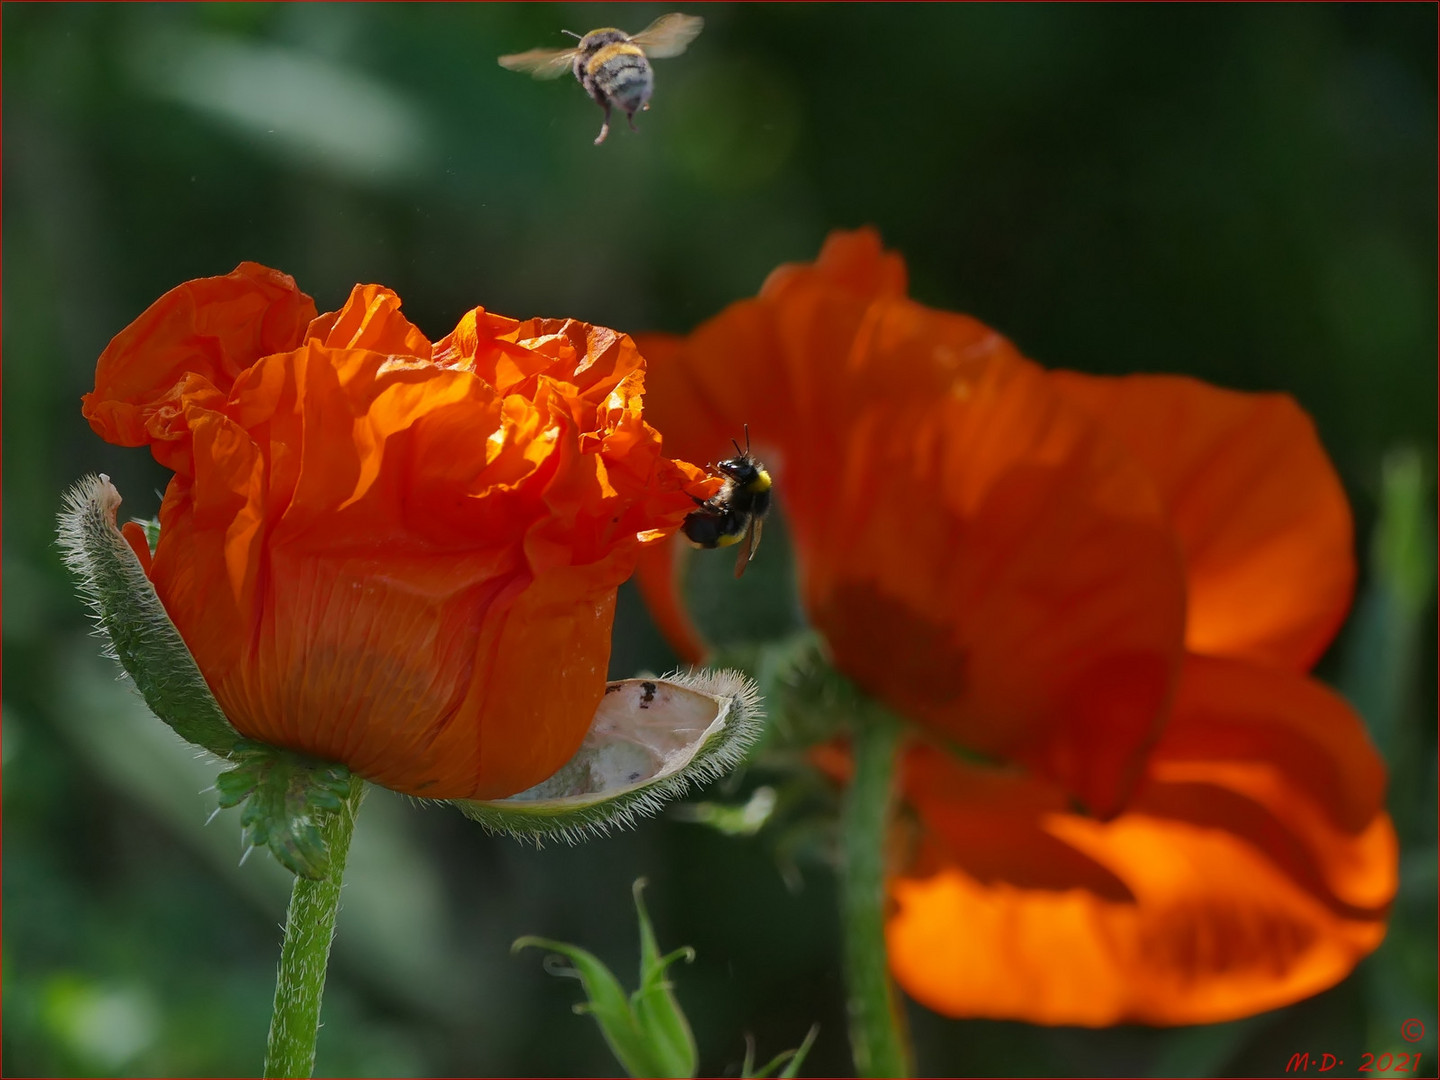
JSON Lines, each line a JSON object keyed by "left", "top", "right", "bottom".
{"left": 841, "top": 710, "right": 913, "bottom": 1078}
{"left": 263, "top": 776, "right": 366, "bottom": 1079}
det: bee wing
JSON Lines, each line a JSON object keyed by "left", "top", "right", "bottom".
{"left": 497, "top": 46, "right": 579, "bottom": 79}
{"left": 733, "top": 514, "right": 763, "bottom": 579}
{"left": 628, "top": 13, "right": 704, "bottom": 58}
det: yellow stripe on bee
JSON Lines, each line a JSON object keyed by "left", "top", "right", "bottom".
{"left": 748, "top": 470, "right": 773, "bottom": 493}
{"left": 715, "top": 532, "right": 743, "bottom": 547}
{"left": 587, "top": 42, "right": 644, "bottom": 75}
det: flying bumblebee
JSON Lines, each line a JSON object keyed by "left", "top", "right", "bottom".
{"left": 682, "top": 428, "right": 772, "bottom": 578}
{"left": 498, "top": 12, "right": 703, "bottom": 145}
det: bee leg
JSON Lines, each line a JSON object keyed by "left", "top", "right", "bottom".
{"left": 627, "top": 111, "right": 639, "bottom": 132}
{"left": 594, "top": 104, "right": 612, "bottom": 146}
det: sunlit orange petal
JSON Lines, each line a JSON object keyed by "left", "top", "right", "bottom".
{"left": 888, "top": 657, "right": 1395, "bottom": 1026}
{"left": 306, "top": 283, "right": 434, "bottom": 356}
{"left": 1050, "top": 372, "right": 1354, "bottom": 669}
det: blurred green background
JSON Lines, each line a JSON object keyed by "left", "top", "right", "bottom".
{"left": 3, "top": 3, "right": 1436, "bottom": 1076}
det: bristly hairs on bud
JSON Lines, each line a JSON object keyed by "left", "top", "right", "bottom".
{"left": 454, "top": 668, "right": 764, "bottom": 845}
{"left": 58, "top": 474, "right": 241, "bottom": 757}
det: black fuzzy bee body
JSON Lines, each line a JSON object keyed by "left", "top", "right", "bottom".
{"left": 682, "top": 433, "right": 772, "bottom": 578}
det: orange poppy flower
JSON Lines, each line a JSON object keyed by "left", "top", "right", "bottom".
{"left": 83, "top": 263, "right": 717, "bottom": 801}
{"left": 635, "top": 229, "right": 1396, "bottom": 1024}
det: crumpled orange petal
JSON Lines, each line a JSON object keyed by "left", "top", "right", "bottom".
{"left": 83, "top": 262, "right": 319, "bottom": 474}
{"left": 305, "top": 282, "right": 433, "bottom": 356}
{"left": 887, "top": 655, "right": 1395, "bottom": 1026}
{"left": 1050, "top": 372, "right": 1355, "bottom": 670}
{"left": 84, "top": 269, "right": 715, "bottom": 799}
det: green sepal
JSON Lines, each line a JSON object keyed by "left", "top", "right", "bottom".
{"left": 514, "top": 878, "right": 698, "bottom": 1078}
{"left": 455, "top": 668, "right": 764, "bottom": 844}
{"left": 215, "top": 741, "right": 357, "bottom": 879}
{"left": 57, "top": 474, "right": 240, "bottom": 757}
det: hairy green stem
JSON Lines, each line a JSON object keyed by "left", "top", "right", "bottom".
{"left": 263, "top": 776, "right": 366, "bottom": 1078}
{"left": 841, "top": 711, "right": 913, "bottom": 1078}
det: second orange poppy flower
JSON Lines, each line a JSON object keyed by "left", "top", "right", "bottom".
{"left": 634, "top": 228, "right": 1394, "bottom": 1025}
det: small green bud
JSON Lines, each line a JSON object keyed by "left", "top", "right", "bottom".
{"left": 631, "top": 879, "right": 699, "bottom": 1078}
{"left": 515, "top": 879, "right": 698, "bottom": 1078}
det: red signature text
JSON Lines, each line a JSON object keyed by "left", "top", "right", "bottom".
{"left": 1284, "top": 1051, "right": 1424, "bottom": 1073}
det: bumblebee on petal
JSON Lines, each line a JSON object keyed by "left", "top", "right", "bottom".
{"left": 499, "top": 12, "right": 703, "bottom": 145}
{"left": 682, "top": 427, "right": 772, "bottom": 578}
